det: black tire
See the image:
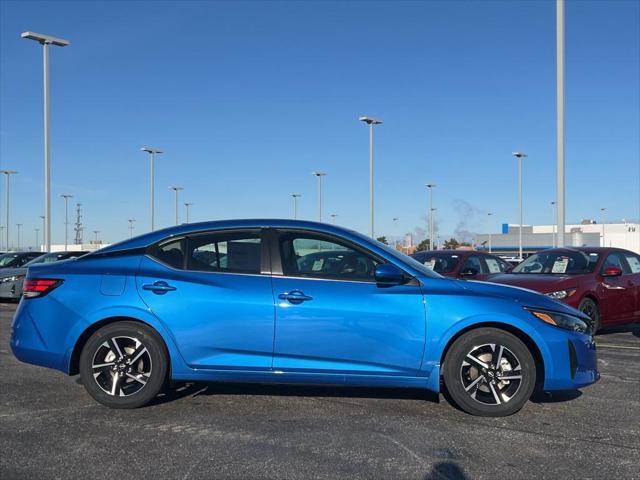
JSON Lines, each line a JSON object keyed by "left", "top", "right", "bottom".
{"left": 443, "top": 328, "right": 536, "bottom": 417}
{"left": 578, "top": 298, "right": 600, "bottom": 334}
{"left": 79, "top": 321, "right": 168, "bottom": 409}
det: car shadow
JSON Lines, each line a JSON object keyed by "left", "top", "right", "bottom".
{"left": 423, "top": 462, "right": 469, "bottom": 480}
{"left": 529, "top": 389, "right": 582, "bottom": 403}
{"left": 597, "top": 324, "right": 640, "bottom": 338}
{"left": 149, "top": 381, "right": 441, "bottom": 407}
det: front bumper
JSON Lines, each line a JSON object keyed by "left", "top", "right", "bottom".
{"left": 542, "top": 330, "right": 598, "bottom": 390}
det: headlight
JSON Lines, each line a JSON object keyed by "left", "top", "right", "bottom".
{"left": 545, "top": 288, "right": 577, "bottom": 300}
{"left": 528, "top": 309, "right": 589, "bottom": 334}
{"left": 0, "top": 275, "right": 24, "bottom": 283}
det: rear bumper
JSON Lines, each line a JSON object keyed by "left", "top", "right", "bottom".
{"left": 0, "top": 280, "right": 20, "bottom": 300}
{"left": 10, "top": 300, "right": 68, "bottom": 372}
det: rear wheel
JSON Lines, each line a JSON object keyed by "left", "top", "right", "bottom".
{"left": 578, "top": 298, "right": 600, "bottom": 334}
{"left": 443, "top": 328, "right": 536, "bottom": 416}
{"left": 79, "top": 321, "right": 168, "bottom": 409}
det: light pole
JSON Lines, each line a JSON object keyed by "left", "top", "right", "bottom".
{"left": 128, "top": 219, "right": 136, "bottom": 238}
{"left": 359, "top": 116, "right": 383, "bottom": 238}
{"left": 0, "top": 226, "right": 4, "bottom": 251}
{"left": 16, "top": 224, "right": 22, "bottom": 250}
{"left": 393, "top": 217, "right": 399, "bottom": 248}
{"left": 512, "top": 152, "right": 528, "bottom": 259}
{"left": 551, "top": 201, "right": 557, "bottom": 247}
{"left": 291, "top": 194, "right": 301, "bottom": 220}
{"left": 431, "top": 208, "right": 437, "bottom": 250}
{"left": 600, "top": 208, "right": 606, "bottom": 247}
{"left": 39, "top": 215, "right": 45, "bottom": 251}
{"left": 93, "top": 230, "right": 99, "bottom": 244}
{"left": 0, "top": 170, "right": 18, "bottom": 251}
{"left": 556, "top": 0, "right": 566, "bottom": 247}
{"left": 426, "top": 184, "right": 436, "bottom": 250}
{"left": 22, "top": 32, "right": 70, "bottom": 252}
{"left": 141, "top": 147, "right": 163, "bottom": 231}
{"left": 170, "top": 186, "right": 183, "bottom": 226}
{"left": 60, "top": 194, "right": 73, "bottom": 251}
{"left": 487, "top": 212, "right": 493, "bottom": 253}
{"left": 330, "top": 213, "right": 338, "bottom": 224}
{"left": 35, "top": 228, "right": 39, "bottom": 251}
{"left": 184, "top": 203, "right": 193, "bottom": 223}
{"left": 312, "top": 172, "right": 326, "bottom": 222}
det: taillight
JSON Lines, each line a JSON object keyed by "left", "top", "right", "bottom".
{"left": 23, "top": 278, "right": 63, "bottom": 298}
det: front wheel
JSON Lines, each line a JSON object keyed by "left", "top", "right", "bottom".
{"left": 443, "top": 328, "right": 536, "bottom": 416}
{"left": 578, "top": 298, "right": 600, "bottom": 334}
{"left": 79, "top": 321, "right": 168, "bottom": 409}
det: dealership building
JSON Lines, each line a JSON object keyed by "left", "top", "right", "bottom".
{"left": 475, "top": 221, "right": 640, "bottom": 256}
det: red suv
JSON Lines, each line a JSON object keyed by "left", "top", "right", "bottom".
{"left": 485, "top": 247, "right": 640, "bottom": 332}
{"left": 410, "top": 250, "right": 512, "bottom": 280}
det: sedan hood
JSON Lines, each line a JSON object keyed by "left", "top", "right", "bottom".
{"left": 486, "top": 273, "right": 584, "bottom": 293}
{"left": 458, "top": 278, "right": 587, "bottom": 319}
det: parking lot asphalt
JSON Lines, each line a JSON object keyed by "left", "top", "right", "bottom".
{"left": 0, "top": 302, "right": 638, "bottom": 480}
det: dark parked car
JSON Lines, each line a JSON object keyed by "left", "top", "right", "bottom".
{"left": 0, "top": 251, "right": 89, "bottom": 301}
{"left": 0, "top": 252, "right": 44, "bottom": 269}
{"left": 485, "top": 247, "right": 640, "bottom": 332}
{"left": 410, "top": 250, "right": 512, "bottom": 280}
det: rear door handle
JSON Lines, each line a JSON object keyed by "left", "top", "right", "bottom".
{"left": 278, "top": 290, "right": 313, "bottom": 304}
{"left": 142, "top": 281, "right": 176, "bottom": 295}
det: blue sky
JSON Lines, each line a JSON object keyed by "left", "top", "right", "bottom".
{"left": 1, "top": 0, "right": 639, "bottom": 247}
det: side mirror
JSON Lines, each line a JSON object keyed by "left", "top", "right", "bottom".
{"left": 505, "top": 265, "right": 514, "bottom": 273}
{"left": 375, "top": 264, "right": 406, "bottom": 285}
{"left": 601, "top": 266, "right": 622, "bottom": 277}
{"left": 460, "top": 267, "right": 479, "bottom": 277}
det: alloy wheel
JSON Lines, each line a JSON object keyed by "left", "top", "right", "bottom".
{"left": 91, "top": 336, "right": 152, "bottom": 397}
{"left": 460, "top": 343, "right": 522, "bottom": 405}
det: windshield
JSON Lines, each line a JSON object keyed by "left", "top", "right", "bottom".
{"left": 0, "top": 254, "right": 18, "bottom": 267}
{"left": 411, "top": 252, "right": 461, "bottom": 274}
{"left": 512, "top": 251, "right": 599, "bottom": 275}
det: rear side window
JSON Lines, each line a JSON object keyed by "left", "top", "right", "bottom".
{"left": 150, "top": 239, "right": 185, "bottom": 269}
{"left": 187, "top": 232, "right": 261, "bottom": 274}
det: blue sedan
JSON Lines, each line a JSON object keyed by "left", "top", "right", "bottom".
{"left": 10, "top": 220, "right": 598, "bottom": 416}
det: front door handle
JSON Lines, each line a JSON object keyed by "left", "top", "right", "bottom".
{"left": 278, "top": 290, "right": 313, "bottom": 304}
{"left": 142, "top": 281, "right": 177, "bottom": 295}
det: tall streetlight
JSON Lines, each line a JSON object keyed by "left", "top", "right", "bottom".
{"left": 184, "top": 202, "right": 193, "bottom": 223}
{"left": 431, "top": 208, "right": 437, "bottom": 250}
{"left": 359, "top": 116, "right": 383, "bottom": 238}
{"left": 393, "top": 217, "right": 399, "bottom": 248}
{"left": 312, "top": 172, "right": 326, "bottom": 222}
{"left": 16, "top": 223, "right": 22, "bottom": 250}
{"left": 551, "top": 201, "right": 557, "bottom": 247}
{"left": 556, "top": 0, "right": 566, "bottom": 247}
{"left": 425, "top": 184, "right": 436, "bottom": 250}
{"left": 291, "top": 194, "right": 301, "bottom": 220}
{"left": 169, "top": 186, "right": 183, "bottom": 226}
{"left": 0, "top": 170, "right": 18, "bottom": 252}
{"left": 141, "top": 147, "right": 163, "bottom": 231}
{"left": 22, "top": 32, "right": 70, "bottom": 252}
{"left": 128, "top": 219, "right": 136, "bottom": 238}
{"left": 35, "top": 228, "right": 39, "bottom": 251}
{"left": 93, "top": 230, "right": 100, "bottom": 244}
{"left": 512, "top": 152, "right": 528, "bottom": 259}
{"left": 40, "top": 215, "right": 46, "bottom": 252}
{"left": 330, "top": 213, "right": 338, "bottom": 224}
{"left": 600, "top": 208, "right": 606, "bottom": 247}
{"left": 0, "top": 226, "right": 4, "bottom": 251}
{"left": 60, "top": 194, "right": 73, "bottom": 251}
{"left": 487, "top": 212, "right": 493, "bottom": 253}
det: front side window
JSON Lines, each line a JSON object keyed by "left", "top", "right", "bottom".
{"left": 485, "top": 256, "right": 510, "bottom": 274}
{"left": 602, "top": 252, "right": 631, "bottom": 274}
{"left": 461, "top": 255, "right": 485, "bottom": 274}
{"left": 280, "top": 233, "right": 380, "bottom": 281}
{"left": 187, "top": 232, "right": 261, "bottom": 274}
{"left": 412, "top": 252, "right": 461, "bottom": 274}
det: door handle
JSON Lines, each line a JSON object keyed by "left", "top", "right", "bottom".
{"left": 278, "top": 290, "right": 313, "bottom": 304}
{"left": 142, "top": 281, "right": 177, "bottom": 295}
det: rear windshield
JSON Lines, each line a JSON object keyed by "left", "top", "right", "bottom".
{"left": 512, "top": 251, "right": 599, "bottom": 275}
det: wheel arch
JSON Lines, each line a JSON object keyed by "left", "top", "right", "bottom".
{"left": 68, "top": 316, "right": 171, "bottom": 376}
{"left": 439, "top": 321, "right": 546, "bottom": 392}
